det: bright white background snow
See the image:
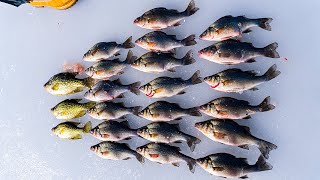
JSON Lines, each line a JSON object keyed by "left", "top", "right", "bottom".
{"left": 0, "top": 0, "right": 318, "bottom": 179}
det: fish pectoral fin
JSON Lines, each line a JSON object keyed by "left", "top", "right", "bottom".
{"left": 150, "top": 133, "right": 159, "bottom": 138}
{"left": 52, "top": 83, "right": 60, "bottom": 90}
{"left": 123, "top": 137, "right": 132, "bottom": 140}
{"left": 153, "top": 88, "right": 164, "bottom": 94}
{"left": 245, "top": 58, "right": 256, "bottom": 63}
{"left": 218, "top": 52, "right": 231, "bottom": 58}
{"left": 238, "top": 145, "right": 250, "bottom": 150}
{"left": 101, "top": 151, "right": 109, "bottom": 156}
{"left": 216, "top": 110, "right": 228, "bottom": 116}
{"left": 167, "top": 68, "right": 176, "bottom": 72}
{"left": 243, "top": 29, "right": 252, "bottom": 33}
{"left": 72, "top": 87, "right": 84, "bottom": 94}
{"left": 59, "top": 111, "right": 68, "bottom": 116}
{"left": 102, "top": 134, "right": 110, "bottom": 138}
{"left": 70, "top": 134, "right": 82, "bottom": 140}
{"left": 249, "top": 87, "right": 259, "bottom": 91}
{"left": 114, "top": 52, "right": 121, "bottom": 56}
{"left": 95, "top": 70, "right": 105, "bottom": 75}
{"left": 177, "top": 91, "right": 186, "bottom": 95}
{"left": 172, "top": 162, "right": 180, "bottom": 167}
{"left": 242, "top": 115, "right": 251, "bottom": 119}
{"left": 240, "top": 175, "right": 249, "bottom": 179}
{"left": 213, "top": 132, "right": 226, "bottom": 139}
{"left": 149, "top": 154, "right": 160, "bottom": 158}
{"left": 151, "top": 113, "right": 160, "bottom": 118}
{"left": 221, "top": 80, "right": 233, "bottom": 86}
{"left": 173, "top": 21, "right": 182, "bottom": 27}
{"left": 212, "top": 167, "right": 224, "bottom": 172}
{"left": 123, "top": 157, "right": 131, "bottom": 160}
{"left": 147, "top": 41, "right": 157, "bottom": 47}
{"left": 74, "top": 110, "right": 86, "bottom": 118}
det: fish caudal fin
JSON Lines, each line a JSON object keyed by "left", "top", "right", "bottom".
{"left": 263, "top": 64, "right": 281, "bottom": 81}
{"left": 181, "top": 35, "right": 197, "bottom": 46}
{"left": 256, "top": 18, "right": 273, "bottom": 31}
{"left": 187, "top": 107, "right": 202, "bottom": 117}
{"left": 188, "top": 70, "right": 202, "bottom": 85}
{"left": 121, "top": 36, "right": 135, "bottom": 49}
{"left": 258, "top": 96, "right": 275, "bottom": 112}
{"left": 263, "top": 42, "right": 280, "bottom": 58}
{"left": 131, "top": 106, "right": 142, "bottom": 115}
{"left": 184, "top": 156, "right": 196, "bottom": 173}
{"left": 83, "top": 121, "right": 92, "bottom": 133}
{"left": 257, "top": 139, "right": 277, "bottom": 159}
{"left": 187, "top": 136, "right": 201, "bottom": 152}
{"left": 183, "top": 0, "right": 199, "bottom": 16}
{"left": 83, "top": 77, "right": 96, "bottom": 88}
{"left": 0, "top": 0, "right": 26, "bottom": 7}
{"left": 129, "top": 81, "right": 141, "bottom": 95}
{"left": 182, "top": 50, "right": 196, "bottom": 65}
{"left": 125, "top": 50, "right": 137, "bottom": 64}
{"left": 135, "top": 153, "right": 145, "bottom": 164}
{"left": 254, "top": 155, "right": 273, "bottom": 172}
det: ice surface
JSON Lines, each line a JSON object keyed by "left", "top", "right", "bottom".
{"left": 0, "top": 0, "right": 318, "bottom": 179}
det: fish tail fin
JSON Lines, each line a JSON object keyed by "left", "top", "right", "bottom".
{"left": 63, "top": 63, "right": 85, "bottom": 73}
{"left": 187, "top": 107, "right": 202, "bottom": 117}
{"left": 183, "top": 0, "right": 199, "bottom": 16}
{"left": 186, "top": 136, "right": 201, "bottom": 152}
{"left": 135, "top": 152, "right": 145, "bottom": 164}
{"left": 184, "top": 156, "right": 196, "bottom": 173}
{"left": 182, "top": 50, "right": 196, "bottom": 65}
{"left": 187, "top": 70, "right": 202, "bottom": 85}
{"left": 83, "top": 77, "right": 96, "bottom": 88}
{"left": 0, "top": 0, "right": 26, "bottom": 7}
{"left": 121, "top": 36, "right": 135, "bottom": 49}
{"left": 131, "top": 106, "right": 142, "bottom": 115}
{"left": 125, "top": 50, "right": 137, "bottom": 64}
{"left": 257, "top": 96, "right": 275, "bottom": 112}
{"left": 255, "top": 18, "right": 273, "bottom": 31}
{"left": 255, "top": 155, "right": 273, "bottom": 172}
{"left": 83, "top": 121, "right": 92, "bottom": 133}
{"left": 181, "top": 34, "right": 197, "bottom": 46}
{"left": 262, "top": 42, "right": 280, "bottom": 58}
{"left": 85, "top": 101, "right": 96, "bottom": 109}
{"left": 263, "top": 64, "right": 281, "bottom": 81}
{"left": 128, "top": 81, "right": 141, "bottom": 95}
{"left": 257, "top": 139, "right": 277, "bottom": 159}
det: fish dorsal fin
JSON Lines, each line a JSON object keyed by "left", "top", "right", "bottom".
{"left": 241, "top": 126, "right": 251, "bottom": 134}
{"left": 217, "top": 15, "right": 233, "bottom": 21}
{"left": 112, "top": 78, "right": 122, "bottom": 84}
{"left": 225, "top": 68, "right": 243, "bottom": 73}
{"left": 67, "top": 122, "right": 81, "bottom": 126}
{"left": 168, "top": 34, "right": 177, "bottom": 39}
{"left": 120, "top": 120, "right": 130, "bottom": 128}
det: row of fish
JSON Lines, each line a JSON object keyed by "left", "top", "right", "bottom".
{"left": 46, "top": 0, "right": 279, "bottom": 178}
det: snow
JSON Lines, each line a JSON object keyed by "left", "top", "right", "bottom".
{"left": 0, "top": 0, "right": 318, "bottom": 179}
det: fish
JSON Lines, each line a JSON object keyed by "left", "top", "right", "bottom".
{"left": 90, "top": 141, "right": 144, "bottom": 164}
{"left": 90, "top": 120, "right": 137, "bottom": 141}
{"left": 85, "top": 50, "right": 137, "bottom": 80}
{"left": 44, "top": 72, "right": 95, "bottom": 95}
{"left": 51, "top": 99, "right": 96, "bottom": 120}
{"left": 138, "top": 101, "right": 201, "bottom": 122}
{"left": 84, "top": 79, "right": 140, "bottom": 102}
{"left": 196, "top": 153, "right": 272, "bottom": 179}
{"left": 135, "top": 31, "right": 196, "bottom": 52}
{"left": 136, "top": 143, "right": 196, "bottom": 173}
{"left": 133, "top": 0, "right": 199, "bottom": 30}
{"left": 195, "top": 119, "right": 277, "bottom": 159}
{"left": 139, "top": 70, "right": 202, "bottom": 98}
{"left": 87, "top": 102, "right": 141, "bottom": 120}
{"left": 83, "top": 36, "right": 134, "bottom": 62}
{"left": 204, "top": 64, "right": 281, "bottom": 92}
{"left": 52, "top": 121, "right": 92, "bottom": 140}
{"left": 199, "top": 15, "right": 273, "bottom": 41}
{"left": 131, "top": 50, "right": 195, "bottom": 73}
{"left": 0, "top": 0, "right": 77, "bottom": 10}
{"left": 198, "top": 39, "right": 280, "bottom": 65}
{"left": 198, "top": 96, "right": 275, "bottom": 120}
{"left": 137, "top": 122, "right": 201, "bottom": 152}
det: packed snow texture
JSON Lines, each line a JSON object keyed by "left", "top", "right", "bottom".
{"left": 0, "top": 0, "right": 318, "bottom": 179}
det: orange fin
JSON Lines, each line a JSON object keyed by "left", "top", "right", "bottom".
{"left": 149, "top": 154, "right": 160, "bottom": 158}
{"left": 147, "top": 42, "right": 157, "bottom": 47}
{"left": 213, "top": 132, "right": 226, "bottom": 139}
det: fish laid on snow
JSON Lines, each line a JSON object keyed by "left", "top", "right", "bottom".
{"left": 83, "top": 36, "right": 134, "bottom": 62}
{"left": 87, "top": 102, "right": 141, "bottom": 120}
{"left": 136, "top": 143, "right": 196, "bottom": 173}
{"left": 90, "top": 141, "right": 144, "bottom": 164}
{"left": 138, "top": 101, "right": 201, "bottom": 122}
{"left": 198, "top": 39, "right": 280, "bottom": 65}
{"left": 198, "top": 96, "right": 275, "bottom": 120}
{"left": 52, "top": 121, "right": 92, "bottom": 140}
{"left": 137, "top": 122, "right": 200, "bottom": 152}
{"left": 90, "top": 120, "right": 137, "bottom": 141}
{"left": 44, "top": 72, "right": 95, "bottom": 95}
{"left": 85, "top": 50, "right": 137, "bottom": 80}
{"left": 195, "top": 119, "right": 277, "bottom": 159}
{"left": 51, "top": 99, "right": 96, "bottom": 120}
{"left": 199, "top": 15, "right": 273, "bottom": 41}
{"left": 204, "top": 64, "right": 281, "bottom": 92}
{"left": 134, "top": 0, "right": 199, "bottom": 30}
{"left": 131, "top": 50, "right": 195, "bottom": 73}
{"left": 197, "top": 153, "right": 272, "bottom": 179}
{"left": 84, "top": 79, "right": 140, "bottom": 102}
{"left": 135, "top": 31, "right": 196, "bottom": 52}
{"left": 139, "top": 71, "right": 202, "bottom": 98}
